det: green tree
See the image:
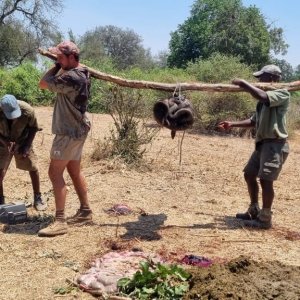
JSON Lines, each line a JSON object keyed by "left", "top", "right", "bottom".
{"left": 79, "top": 25, "right": 155, "bottom": 70}
{"left": 0, "top": 0, "right": 63, "bottom": 66}
{"left": 293, "top": 65, "right": 300, "bottom": 81}
{"left": 154, "top": 50, "right": 169, "bottom": 68}
{"left": 0, "top": 62, "right": 53, "bottom": 105}
{"left": 269, "top": 27, "right": 289, "bottom": 56}
{"left": 168, "top": 0, "right": 288, "bottom": 68}
{"left": 185, "top": 53, "right": 254, "bottom": 132}
{"left": 271, "top": 58, "right": 294, "bottom": 82}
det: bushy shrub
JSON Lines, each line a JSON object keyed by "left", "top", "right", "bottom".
{"left": 91, "top": 87, "right": 159, "bottom": 165}
{"left": 287, "top": 93, "right": 300, "bottom": 137}
{"left": 185, "top": 53, "right": 255, "bottom": 133}
{"left": 0, "top": 62, "right": 54, "bottom": 105}
{"left": 186, "top": 53, "right": 253, "bottom": 83}
{"left": 88, "top": 64, "right": 194, "bottom": 115}
{"left": 83, "top": 58, "right": 117, "bottom": 113}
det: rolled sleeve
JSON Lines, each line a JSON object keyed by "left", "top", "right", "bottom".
{"left": 267, "top": 90, "right": 290, "bottom": 107}
{"left": 44, "top": 73, "right": 80, "bottom": 94}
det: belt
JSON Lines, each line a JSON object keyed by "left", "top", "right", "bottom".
{"left": 256, "top": 138, "right": 287, "bottom": 147}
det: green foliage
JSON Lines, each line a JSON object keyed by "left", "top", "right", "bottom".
{"left": 287, "top": 94, "right": 300, "bottom": 137}
{"left": 0, "top": 21, "right": 36, "bottom": 66}
{"left": 168, "top": 0, "right": 286, "bottom": 68}
{"left": 271, "top": 58, "right": 294, "bottom": 82}
{"left": 125, "top": 66, "right": 195, "bottom": 108}
{"left": 185, "top": 54, "right": 254, "bottom": 132}
{"left": 117, "top": 260, "right": 191, "bottom": 299}
{"left": 1, "top": 56, "right": 300, "bottom": 140}
{"left": 193, "top": 92, "right": 254, "bottom": 133}
{"left": 84, "top": 58, "right": 118, "bottom": 113}
{"left": 88, "top": 63, "right": 194, "bottom": 114}
{"left": 292, "top": 65, "right": 300, "bottom": 81}
{"left": 79, "top": 25, "right": 155, "bottom": 70}
{"left": 53, "top": 284, "right": 78, "bottom": 295}
{"left": 269, "top": 27, "right": 289, "bottom": 56}
{"left": 0, "top": 0, "right": 63, "bottom": 67}
{"left": 186, "top": 53, "right": 253, "bottom": 83}
{"left": 0, "top": 62, "right": 53, "bottom": 105}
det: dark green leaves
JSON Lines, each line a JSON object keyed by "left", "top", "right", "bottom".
{"left": 117, "top": 260, "right": 191, "bottom": 299}
{"left": 168, "top": 0, "right": 287, "bottom": 68}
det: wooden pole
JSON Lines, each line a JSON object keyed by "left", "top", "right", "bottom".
{"left": 38, "top": 48, "right": 300, "bottom": 92}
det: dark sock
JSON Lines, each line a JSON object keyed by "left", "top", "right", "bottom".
{"left": 55, "top": 210, "right": 65, "bottom": 220}
{"left": 80, "top": 205, "right": 91, "bottom": 211}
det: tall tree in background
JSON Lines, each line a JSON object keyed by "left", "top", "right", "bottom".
{"left": 79, "top": 25, "right": 154, "bottom": 70}
{"left": 271, "top": 58, "right": 294, "bottom": 82}
{"left": 0, "top": 0, "right": 63, "bottom": 66}
{"left": 168, "top": 0, "right": 288, "bottom": 68}
{"left": 293, "top": 65, "right": 300, "bottom": 81}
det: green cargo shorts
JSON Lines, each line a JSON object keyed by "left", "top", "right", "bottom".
{"left": 243, "top": 141, "right": 289, "bottom": 181}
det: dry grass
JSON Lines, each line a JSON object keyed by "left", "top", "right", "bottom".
{"left": 0, "top": 107, "right": 299, "bottom": 299}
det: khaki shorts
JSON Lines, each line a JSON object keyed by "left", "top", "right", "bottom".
{"left": 243, "top": 141, "right": 289, "bottom": 181}
{"left": 50, "top": 135, "right": 87, "bottom": 161}
{"left": 0, "top": 146, "right": 38, "bottom": 171}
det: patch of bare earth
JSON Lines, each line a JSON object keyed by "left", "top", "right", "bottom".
{"left": 0, "top": 107, "right": 299, "bottom": 299}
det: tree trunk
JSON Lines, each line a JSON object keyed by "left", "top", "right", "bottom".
{"left": 38, "top": 48, "right": 300, "bottom": 92}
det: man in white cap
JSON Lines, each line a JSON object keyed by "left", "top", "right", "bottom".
{"left": 0, "top": 94, "right": 47, "bottom": 210}
{"left": 218, "top": 65, "right": 290, "bottom": 229}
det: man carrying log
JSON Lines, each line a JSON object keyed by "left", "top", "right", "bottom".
{"left": 218, "top": 65, "right": 290, "bottom": 229}
{"left": 38, "top": 41, "right": 92, "bottom": 237}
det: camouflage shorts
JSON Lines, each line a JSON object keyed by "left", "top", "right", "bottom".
{"left": 243, "top": 141, "right": 289, "bottom": 181}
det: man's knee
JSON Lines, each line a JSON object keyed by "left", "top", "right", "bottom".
{"left": 244, "top": 172, "right": 257, "bottom": 183}
{"left": 260, "top": 178, "right": 274, "bottom": 189}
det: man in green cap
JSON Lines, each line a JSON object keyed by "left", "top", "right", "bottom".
{"left": 218, "top": 65, "right": 290, "bottom": 229}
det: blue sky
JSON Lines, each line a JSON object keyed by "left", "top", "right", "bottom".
{"left": 58, "top": 0, "right": 299, "bottom": 67}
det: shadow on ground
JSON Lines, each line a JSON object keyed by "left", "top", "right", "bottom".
{"left": 100, "top": 213, "right": 168, "bottom": 241}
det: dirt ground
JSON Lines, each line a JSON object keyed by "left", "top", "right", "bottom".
{"left": 0, "top": 106, "right": 299, "bottom": 300}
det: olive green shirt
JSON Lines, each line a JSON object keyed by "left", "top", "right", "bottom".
{"left": 251, "top": 89, "right": 290, "bottom": 143}
{"left": 0, "top": 100, "right": 39, "bottom": 145}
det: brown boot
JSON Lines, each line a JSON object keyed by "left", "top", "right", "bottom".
{"left": 243, "top": 209, "right": 272, "bottom": 229}
{"left": 38, "top": 219, "right": 68, "bottom": 237}
{"left": 236, "top": 203, "right": 260, "bottom": 220}
{"left": 67, "top": 208, "right": 93, "bottom": 225}
{"left": 33, "top": 193, "right": 48, "bottom": 211}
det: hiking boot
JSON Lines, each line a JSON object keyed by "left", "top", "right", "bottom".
{"left": 33, "top": 193, "right": 47, "bottom": 211}
{"left": 243, "top": 209, "right": 272, "bottom": 229}
{"left": 67, "top": 208, "right": 93, "bottom": 225}
{"left": 236, "top": 203, "right": 260, "bottom": 220}
{"left": 0, "top": 195, "right": 5, "bottom": 205}
{"left": 38, "top": 219, "right": 68, "bottom": 237}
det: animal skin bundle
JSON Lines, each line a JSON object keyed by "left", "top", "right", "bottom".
{"left": 153, "top": 95, "right": 194, "bottom": 138}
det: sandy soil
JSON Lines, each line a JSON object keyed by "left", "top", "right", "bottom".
{"left": 0, "top": 106, "right": 299, "bottom": 300}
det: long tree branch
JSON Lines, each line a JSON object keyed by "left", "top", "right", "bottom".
{"left": 0, "top": 0, "right": 23, "bottom": 24}
{"left": 38, "top": 48, "right": 300, "bottom": 92}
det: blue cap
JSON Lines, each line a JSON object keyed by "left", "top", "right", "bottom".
{"left": 0, "top": 94, "right": 21, "bottom": 119}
